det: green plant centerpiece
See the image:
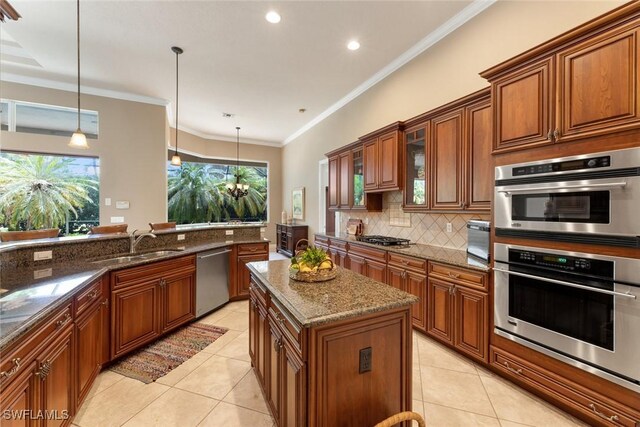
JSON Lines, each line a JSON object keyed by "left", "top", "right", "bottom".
{"left": 289, "top": 244, "right": 337, "bottom": 282}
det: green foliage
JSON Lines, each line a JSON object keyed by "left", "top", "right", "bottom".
{"left": 294, "top": 246, "right": 329, "bottom": 268}
{"left": 0, "top": 154, "right": 98, "bottom": 230}
{"left": 167, "top": 162, "right": 267, "bottom": 224}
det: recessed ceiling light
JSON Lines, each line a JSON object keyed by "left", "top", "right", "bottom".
{"left": 347, "top": 40, "right": 360, "bottom": 51}
{"left": 265, "top": 11, "right": 281, "bottom": 24}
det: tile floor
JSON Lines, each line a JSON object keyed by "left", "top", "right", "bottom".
{"left": 73, "top": 301, "right": 586, "bottom": 427}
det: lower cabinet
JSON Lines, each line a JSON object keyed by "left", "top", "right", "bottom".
{"left": 233, "top": 243, "right": 269, "bottom": 299}
{"left": 110, "top": 256, "right": 196, "bottom": 359}
{"left": 348, "top": 254, "right": 366, "bottom": 275}
{"left": 75, "top": 300, "right": 108, "bottom": 405}
{"left": 364, "top": 259, "right": 387, "bottom": 283}
{"left": 0, "top": 306, "right": 75, "bottom": 427}
{"left": 281, "top": 343, "right": 306, "bottom": 427}
{"left": 387, "top": 265, "right": 427, "bottom": 332}
{"left": 267, "top": 319, "right": 283, "bottom": 423}
{"left": 427, "top": 264, "right": 489, "bottom": 363}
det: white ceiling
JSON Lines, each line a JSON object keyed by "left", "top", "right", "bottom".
{"left": 0, "top": 0, "right": 491, "bottom": 146}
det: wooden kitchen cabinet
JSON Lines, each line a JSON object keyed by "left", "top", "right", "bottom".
{"left": 361, "top": 123, "right": 403, "bottom": 192}
{"left": 364, "top": 259, "right": 387, "bottom": 283}
{"left": 281, "top": 341, "right": 306, "bottom": 427}
{"left": 268, "top": 319, "right": 283, "bottom": 423}
{"left": 403, "top": 122, "right": 430, "bottom": 210}
{"left": 161, "top": 271, "right": 195, "bottom": 333}
{"left": 427, "top": 277, "right": 455, "bottom": 344}
{"left": 38, "top": 326, "right": 74, "bottom": 427}
{"left": 111, "top": 281, "right": 161, "bottom": 359}
{"left": 338, "top": 151, "right": 351, "bottom": 208}
{"left": 431, "top": 108, "right": 464, "bottom": 210}
{"left": 75, "top": 300, "right": 106, "bottom": 405}
{"left": 465, "top": 96, "right": 492, "bottom": 210}
{"left": 387, "top": 262, "right": 427, "bottom": 333}
{"left": 328, "top": 156, "right": 339, "bottom": 209}
{"left": 232, "top": 243, "right": 269, "bottom": 300}
{"left": 427, "top": 263, "right": 489, "bottom": 363}
{"left": 110, "top": 255, "right": 196, "bottom": 359}
{"left": 0, "top": 360, "right": 38, "bottom": 427}
{"left": 482, "top": 10, "right": 640, "bottom": 153}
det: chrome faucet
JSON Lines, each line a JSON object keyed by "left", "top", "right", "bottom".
{"left": 130, "top": 229, "right": 157, "bottom": 253}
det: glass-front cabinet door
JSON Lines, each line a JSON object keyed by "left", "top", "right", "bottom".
{"left": 352, "top": 148, "right": 365, "bottom": 208}
{"left": 404, "top": 122, "right": 429, "bottom": 209}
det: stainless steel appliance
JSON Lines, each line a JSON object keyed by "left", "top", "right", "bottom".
{"left": 493, "top": 243, "right": 640, "bottom": 392}
{"left": 356, "top": 235, "right": 411, "bottom": 246}
{"left": 467, "top": 220, "right": 490, "bottom": 261}
{"left": 494, "top": 147, "right": 640, "bottom": 247}
{"left": 196, "top": 248, "right": 231, "bottom": 318}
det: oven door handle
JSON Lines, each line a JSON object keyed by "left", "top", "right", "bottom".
{"left": 493, "top": 268, "right": 637, "bottom": 299}
{"left": 497, "top": 181, "right": 627, "bottom": 195}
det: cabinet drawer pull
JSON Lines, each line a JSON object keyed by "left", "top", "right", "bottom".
{"left": 401, "top": 260, "right": 409, "bottom": 265}
{"left": 274, "top": 338, "right": 282, "bottom": 353}
{"left": 503, "top": 361, "right": 523, "bottom": 376}
{"left": 274, "top": 312, "right": 285, "bottom": 325}
{"left": 159, "top": 279, "right": 166, "bottom": 288}
{"left": 448, "top": 272, "right": 460, "bottom": 279}
{"left": 102, "top": 299, "right": 109, "bottom": 308}
{"left": 589, "top": 404, "right": 619, "bottom": 424}
{"left": 88, "top": 289, "right": 99, "bottom": 300}
{"left": 36, "top": 360, "right": 52, "bottom": 380}
{"left": 56, "top": 313, "right": 71, "bottom": 329}
{"left": 0, "top": 358, "right": 21, "bottom": 379}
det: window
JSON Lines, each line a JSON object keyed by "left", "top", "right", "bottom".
{"left": 167, "top": 154, "right": 268, "bottom": 225}
{"left": 0, "top": 152, "right": 100, "bottom": 235}
{"left": 1, "top": 99, "right": 99, "bottom": 138}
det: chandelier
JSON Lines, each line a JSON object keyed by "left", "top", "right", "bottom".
{"left": 226, "top": 127, "right": 249, "bottom": 200}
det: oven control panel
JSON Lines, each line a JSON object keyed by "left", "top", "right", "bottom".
{"left": 509, "top": 249, "right": 613, "bottom": 278}
{"left": 512, "top": 155, "right": 610, "bottom": 177}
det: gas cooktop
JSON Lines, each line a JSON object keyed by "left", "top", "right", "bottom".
{"left": 356, "top": 235, "right": 411, "bottom": 246}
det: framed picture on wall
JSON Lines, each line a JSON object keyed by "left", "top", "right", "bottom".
{"left": 292, "top": 187, "right": 305, "bottom": 220}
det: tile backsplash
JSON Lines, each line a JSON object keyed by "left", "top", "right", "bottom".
{"left": 337, "top": 192, "right": 490, "bottom": 250}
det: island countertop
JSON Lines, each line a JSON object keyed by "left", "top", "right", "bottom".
{"left": 247, "top": 259, "right": 418, "bottom": 327}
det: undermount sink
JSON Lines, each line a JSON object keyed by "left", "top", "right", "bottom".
{"left": 90, "top": 249, "right": 184, "bottom": 264}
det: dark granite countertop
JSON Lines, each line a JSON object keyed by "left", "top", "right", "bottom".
{"left": 247, "top": 260, "right": 418, "bottom": 327}
{"left": 315, "top": 232, "right": 489, "bottom": 272}
{"left": 0, "top": 236, "right": 269, "bottom": 351}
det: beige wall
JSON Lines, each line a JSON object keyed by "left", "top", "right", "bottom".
{"left": 282, "top": 0, "right": 626, "bottom": 237}
{"left": 0, "top": 81, "right": 168, "bottom": 231}
{"left": 171, "top": 128, "right": 282, "bottom": 241}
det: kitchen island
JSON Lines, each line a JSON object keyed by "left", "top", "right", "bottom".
{"left": 247, "top": 259, "right": 417, "bottom": 427}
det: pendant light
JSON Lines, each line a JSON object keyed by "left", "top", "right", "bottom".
{"left": 170, "top": 46, "right": 183, "bottom": 166}
{"left": 68, "top": 0, "right": 88, "bottom": 149}
{"left": 226, "top": 127, "right": 249, "bottom": 201}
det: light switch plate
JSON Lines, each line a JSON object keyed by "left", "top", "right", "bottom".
{"left": 105, "top": 198, "right": 112, "bottom": 206}
{"left": 446, "top": 223, "right": 453, "bottom": 233}
{"left": 225, "top": 230, "right": 234, "bottom": 236}
{"left": 34, "top": 250, "right": 52, "bottom": 261}
{"left": 116, "top": 201, "right": 130, "bottom": 209}
{"left": 33, "top": 268, "right": 53, "bottom": 279}
{"left": 177, "top": 234, "right": 185, "bottom": 241}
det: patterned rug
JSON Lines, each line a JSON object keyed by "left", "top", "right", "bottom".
{"left": 110, "top": 323, "right": 228, "bottom": 383}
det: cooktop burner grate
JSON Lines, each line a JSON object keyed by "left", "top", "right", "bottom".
{"left": 356, "top": 235, "right": 411, "bottom": 246}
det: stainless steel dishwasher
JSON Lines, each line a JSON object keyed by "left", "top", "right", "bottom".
{"left": 196, "top": 248, "right": 231, "bottom": 318}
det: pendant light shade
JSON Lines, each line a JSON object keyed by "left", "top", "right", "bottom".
{"left": 68, "top": 0, "right": 88, "bottom": 149}
{"left": 226, "top": 127, "right": 249, "bottom": 201}
{"left": 170, "top": 46, "right": 183, "bottom": 166}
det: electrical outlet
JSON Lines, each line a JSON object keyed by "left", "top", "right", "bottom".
{"left": 225, "top": 230, "right": 234, "bottom": 236}
{"left": 177, "top": 234, "right": 185, "bottom": 241}
{"left": 33, "top": 268, "right": 52, "bottom": 279}
{"left": 359, "top": 347, "right": 372, "bottom": 373}
{"left": 105, "top": 198, "right": 112, "bottom": 206}
{"left": 33, "top": 250, "right": 52, "bottom": 261}
{"left": 364, "top": 217, "right": 369, "bottom": 225}
{"left": 446, "top": 222, "right": 453, "bottom": 233}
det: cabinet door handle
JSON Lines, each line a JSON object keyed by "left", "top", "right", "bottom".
{"left": 159, "top": 279, "right": 166, "bottom": 288}
{"left": 102, "top": 299, "right": 109, "bottom": 308}
{"left": 447, "top": 272, "right": 460, "bottom": 279}
{"left": 36, "top": 360, "right": 52, "bottom": 380}
{"left": 0, "top": 358, "right": 21, "bottom": 379}
{"left": 547, "top": 129, "right": 553, "bottom": 140}
{"left": 274, "top": 338, "right": 281, "bottom": 353}
{"left": 56, "top": 313, "right": 71, "bottom": 329}
{"left": 503, "top": 361, "right": 523, "bottom": 376}
{"left": 589, "top": 404, "right": 619, "bottom": 424}
{"left": 553, "top": 128, "right": 560, "bottom": 142}
{"left": 449, "top": 285, "right": 456, "bottom": 295}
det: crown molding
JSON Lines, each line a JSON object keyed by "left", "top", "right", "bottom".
{"left": 282, "top": 0, "right": 496, "bottom": 145}
{"left": 174, "top": 124, "right": 283, "bottom": 148}
{"left": 1, "top": 73, "right": 169, "bottom": 106}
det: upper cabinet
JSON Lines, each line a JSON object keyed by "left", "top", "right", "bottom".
{"left": 360, "top": 122, "right": 404, "bottom": 193}
{"left": 431, "top": 109, "right": 464, "bottom": 210}
{"left": 482, "top": 6, "right": 640, "bottom": 154}
{"left": 465, "top": 97, "right": 492, "bottom": 210}
{"left": 403, "top": 122, "right": 430, "bottom": 210}
{"left": 326, "top": 143, "right": 382, "bottom": 212}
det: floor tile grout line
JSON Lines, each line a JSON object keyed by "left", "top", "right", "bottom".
{"left": 475, "top": 368, "right": 500, "bottom": 419}
{"left": 81, "top": 374, "right": 126, "bottom": 403}
{"left": 116, "top": 383, "right": 173, "bottom": 426}
{"left": 420, "top": 399, "right": 500, "bottom": 421}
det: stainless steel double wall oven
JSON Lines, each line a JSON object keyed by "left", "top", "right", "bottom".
{"left": 493, "top": 147, "right": 640, "bottom": 392}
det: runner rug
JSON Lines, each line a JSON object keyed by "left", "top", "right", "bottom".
{"left": 110, "top": 323, "right": 228, "bottom": 383}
